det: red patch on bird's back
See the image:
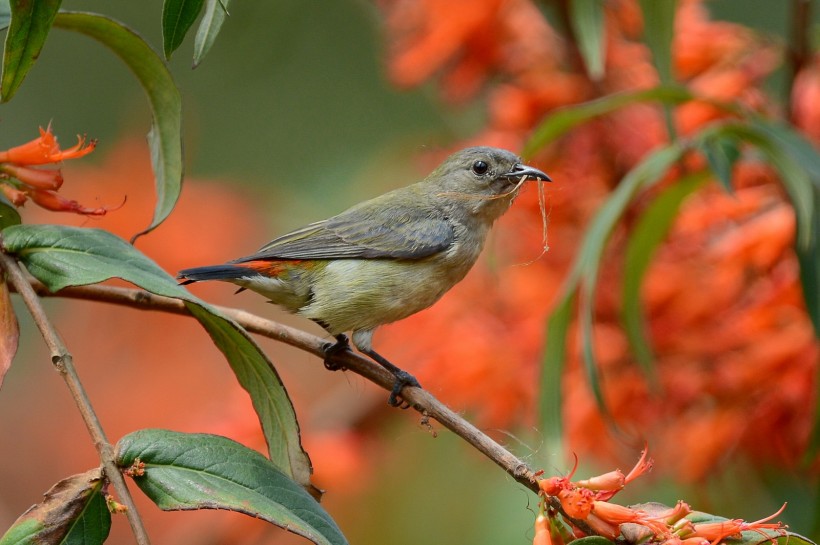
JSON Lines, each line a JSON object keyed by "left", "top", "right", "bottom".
{"left": 240, "top": 259, "right": 313, "bottom": 277}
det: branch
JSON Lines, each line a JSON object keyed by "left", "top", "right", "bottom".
{"left": 24, "top": 280, "right": 541, "bottom": 490}
{"left": 17, "top": 277, "right": 598, "bottom": 532}
{"left": 0, "top": 255, "right": 152, "bottom": 545}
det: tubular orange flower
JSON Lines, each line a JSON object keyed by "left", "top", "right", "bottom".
{"left": 533, "top": 513, "right": 552, "bottom": 545}
{"left": 591, "top": 501, "right": 670, "bottom": 536}
{"left": 0, "top": 163, "right": 63, "bottom": 189}
{"left": 0, "top": 126, "right": 114, "bottom": 216}
{"left": 25, "top": 188, "right": 114, "bottom": 216}
{"left": 574, "top": 469, "right": 625, "bottom": 493}
{"left": 0, "top": 184, "right": 26, "bottom": 206}
{"left": 690, "top": 504, "right": 788, "bottom": 545}
{"left": 583, "top": 513, "right": 619, "bottom": 540}
{"left": 624, "top": 447, "right": 654, "bottom": 484}
{"left": 0, "top": 125, "right": 96, "bottom": 165}
{"left": 558, "top": 487, "right": 594, "bottom": 519}
{"left": 652, "top": 501, "right": 693, "bottom": 525}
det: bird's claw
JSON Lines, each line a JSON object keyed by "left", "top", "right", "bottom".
{"left": 322, "top": 334, "right": 350, "bottom": 371}
{"left": 387, "top": 370, "right": 421, "bottom": 409}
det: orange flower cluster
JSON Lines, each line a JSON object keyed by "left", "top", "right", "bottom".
{"left": 534, "top": 452, "right": 787, "bottom": 545}
{"left": 0, "top": 125, "right": 113, "bottom": 215}
{"left": 376, "top": 0, "right": 819, "bottom": 479}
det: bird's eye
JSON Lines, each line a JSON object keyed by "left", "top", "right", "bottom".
{"left": 472, "top": 160, "right": 489, "bottom": 175}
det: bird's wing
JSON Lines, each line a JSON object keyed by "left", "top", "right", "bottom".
{"left": 233, "top": 198, "right": 454, "bottom": 262}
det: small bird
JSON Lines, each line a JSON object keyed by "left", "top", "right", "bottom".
{"left": 178, "top": 147, "right": 550, "bottom": 405}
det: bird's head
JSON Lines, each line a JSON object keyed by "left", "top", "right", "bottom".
{"left": 425, "top": 146, "right": 551, "bottom": 218}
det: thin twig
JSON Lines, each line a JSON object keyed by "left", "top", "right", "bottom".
{"left": 24, "top": 280, "right": 542, "bottom": 490}
{"left": 19, "top": 278, "right": 594, "bottom": 532}
{"left": 0, "top": 255, "right": 152, "bottom": 545}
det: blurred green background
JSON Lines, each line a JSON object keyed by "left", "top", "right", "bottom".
{"left": 0, "top": 0, "right": 476, "bottom": 228}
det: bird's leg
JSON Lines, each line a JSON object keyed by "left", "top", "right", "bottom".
{"left": 318, "top": 324, "right": 421, "bottom": 407}
{"left": 358, "top": 347, "right": 421, "bottom": 408}
{"left": 322, "top": 333, "right": 350, "bottom": 371}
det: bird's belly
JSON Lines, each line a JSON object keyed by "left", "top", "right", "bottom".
{"left": 299, "top": 258, "right": 468, "bottom": 334}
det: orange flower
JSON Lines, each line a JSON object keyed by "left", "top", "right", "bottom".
{"left": 558, "top": 487, "right": 594, "bottom": 519}
{"left": 533, "top": 513, "right": 553, "bottom": 545}
{"left": 591, "top": 501, "right": 670, "bottom": 536}
{"left": 0, "top": 125, "right": 95, "bottom": 165}
{"left": 0, "top": 163, "right": 63, "bottom": 189}
{"left": 0, "top": 125, "right": 113, "bottom": 216}
{"left": 689, "top": 504, "right": 788, "bottom": 545}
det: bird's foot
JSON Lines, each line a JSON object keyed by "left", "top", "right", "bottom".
{"left": 322, "top": 334, "right": 350, "bottom": 371}
{"left": 388, "top": 370, "right": 421, "bottom": 409}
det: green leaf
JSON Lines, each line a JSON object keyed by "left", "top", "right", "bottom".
{"left": 699, "top": 134, "right": 740, "bottom": 193}
{"left": 523, "top": 86, "right": 696, "bottom": 158}
{"left": 1, "top": 224, "right": 314, "bottom": 489}
{"left": 117, "top": 429, "right": 347, "bottom": 545}
{"left": 753, "top": 120, "right": 820, "bottom": 190}
{"left": 569, "top": 0, "right": 606, "bottom": 81}
{"left": 162, "top": 0, "right": 206, "bottom": 60}
{"left": 54, "top": 12, "right": 183, "bottom": 240}
{"left": 638, "top": 0, "right": 676, "bottom": 85}
{"left": 541, "top": 143, "right": 687, "bottom": 425}
{"left": 622, "top": 172, "right": 708, "bottom": 376}
{"left": 750, "top": 122, "right": 819, "bottom": 339}
{"left": 193, "top": 0, "right": 229, "bottom": 68}
{"left": 0, "top": 0, "right": 61, "bottom": 102}
{"left": 0, "top": 469, "right": 110, "bottom": 545}
{"left": 692, "top": 121, "right": 819, "bottom": 338}
{"left": 185, "top": 303, "right": 315, "bottom": 490}
{"left": 0, "top": 193, "right": 21, "bottom": 229}
{"left": 539, "top": 291, "right": 574, "bottom": 451}
{"left": 639, "top": 0, "right": 677, "bottom": 143}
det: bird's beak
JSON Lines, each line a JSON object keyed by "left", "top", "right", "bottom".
{"left": 501, "top": 163, "right": 552, "bottom": 183}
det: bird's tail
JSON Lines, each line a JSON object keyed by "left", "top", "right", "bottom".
{"left": 177, "top": 264, "right": 260, "bottom": 285}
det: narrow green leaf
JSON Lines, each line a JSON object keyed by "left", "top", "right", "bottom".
{"left": 193, "top": 0, "right": 229, "bottom": 68}
{"left": 753, "top": 120, "right": 820, "bottom": 190}
{"left": 117, "top": 429, "right": 347, "bottom": 545}
{"left": 0, "top": 275, "right": 19, "bottom": 389}
{"left": 186, "top": 303, "right": 315, "bottom": 490}
{"left": 569, "top": 0, "right": 606, "bottom": 80}
{"left": 543, "top": 143, "right": 687, "bottom": 423}
{"left": 523, "top": 86, "right": 696, "bottom": 158}
{"left": 622, "top": 172, "right": 708, "bottom": 376}
{"left": 1, "top": 224, "right": 314, "bottom": 489}
{"left": 0, "top": 0, "right": 61, "bottom": 102}
{"left": 54, "top": 12, "right": 183, "bottom": 239}
{"left": 0, "top": 193, "right": 21, "bottom": 229}
{"left": 695, "top": 121, "right": 820, "bottom": 456}
{"left": 748, "top": 121, "right": 819, "bottom": 338}
{"left": 0, "top": 469, "right": 110, "bottom": 545}
{"left": 162, "top": 0, "right": 206, "bottom": 60}
{"left": 639, "top": 0, "right": 676, "bottom": 85}
{"left": 540, "top": 291, "right": 574, "bottom": 450}
{"left": 639, "top": 0, "right": 677, "bottom": 141}
{"left": 699, "top": 134, "right": 740, "bottom": 193}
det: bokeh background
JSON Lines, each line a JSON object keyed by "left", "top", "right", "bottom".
{"left": 1, "top": 1, "right": 819, "bottom": 544}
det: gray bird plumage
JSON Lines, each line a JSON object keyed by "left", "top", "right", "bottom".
{"left": 179, "top": 146, "right": 550, "bottom": 405}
